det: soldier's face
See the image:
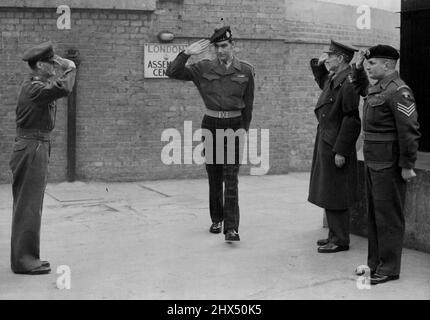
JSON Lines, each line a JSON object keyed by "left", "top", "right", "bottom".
{"left": 37, "top": 61, "right": 56, "bottom": 78}
{"left": 214, "top": 40, "right": 234, "bottom": 63}
{"left": 324, "top": 53, "right": 341, "bottom": 72}
{"left": 366, "top": 58, "right": 387, "bottom": 80}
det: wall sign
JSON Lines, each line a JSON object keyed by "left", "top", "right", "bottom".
{"left": 144, "top": 43, "right": 187, "bottom": 78}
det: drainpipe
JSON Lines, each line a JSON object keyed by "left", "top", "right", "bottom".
{"left": 65, "top": 49, "right": 80, "bottom": 182}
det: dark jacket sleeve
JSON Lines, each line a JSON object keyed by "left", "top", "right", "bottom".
{"left": 389, "top": 87, "right": 421, "bottom": 169}
{"left": 29, "top": 67, "right": 76, "bottom": 105}
{"left": 165, "top": 51, "right": 201, "bottom": 82}
{"left": 242, "top": 69, "right": 255, "bottom": 131}
{"left": 350, "top": 64, "right": 370, "bottom": 97}
{"left": 310, "top": 58, "right": 329, "bottom": 90}
{"left": 333, "top": 81, "right": 362, "bottom": 156}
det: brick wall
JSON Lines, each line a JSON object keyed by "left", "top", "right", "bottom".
{"left": 0, "top": 0, "right": 399, "bottom": 183}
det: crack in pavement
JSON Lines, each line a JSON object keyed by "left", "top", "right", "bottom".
{"left": 45, "top": 191, "right": 103, "bottom": 203}
{"left": 138, "top": 184, "right": 171, "bottom": 198}
{"left": 293, "top": 276, "right": 356, "bottom": 290}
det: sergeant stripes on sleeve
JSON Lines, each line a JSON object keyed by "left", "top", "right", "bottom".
{"left": 397, "top": 102, "right": 416, "bottom": 117}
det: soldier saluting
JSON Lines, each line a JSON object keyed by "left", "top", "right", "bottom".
{"left": 308, "top": 40, "right": 362, "bottom": 254}
{"left": 352, "top": 45, "right": 421, "bottom": 285}
{"left": 10, "top": 42, "right": 76, "bottom": 275}
{"left": 166, "top": 26, "right": 255, "bottom": 242}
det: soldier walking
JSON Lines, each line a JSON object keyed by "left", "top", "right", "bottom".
{"left": 166, "top": 26, "right": 255, "bottom": 242}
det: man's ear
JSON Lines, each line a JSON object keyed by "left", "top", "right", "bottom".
{"left": 36, "top": 61, "right": 43, "bottom": 69}
{"left": 383, "top": 60, "right": 390, "bottom": 71}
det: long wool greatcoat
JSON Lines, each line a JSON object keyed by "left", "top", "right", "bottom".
{"left": 308, "top": 59, "right": 361, "bottom": 210}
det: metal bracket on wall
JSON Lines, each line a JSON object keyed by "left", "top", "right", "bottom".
{"left": 66, "top": 49, "right": 80, "bottom": 182}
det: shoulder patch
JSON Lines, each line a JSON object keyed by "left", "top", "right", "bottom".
{"left": 396, "top": 84, "right": 411, "bottom": 92}
{"left": 396, "top": 85, "right": 414, "bottom": 101}
{"left": 401, "top": 91, "right": 412, "bottom": 100}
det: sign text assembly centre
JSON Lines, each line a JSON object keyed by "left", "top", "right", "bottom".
{"left": 144, "top": 43, "right": 187, "bottom": 78}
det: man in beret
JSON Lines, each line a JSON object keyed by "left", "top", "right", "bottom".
{"left": 352, "top": 45, "right": 421, "bottom": 285}
{"left": 9, "top": 41, "right": 76, "bottom": 275}
{"left": 308, "top": 40, "right": 361, "bottom": 253}
{"left": 166, "top": 26, "right": 255, "bottom": 242}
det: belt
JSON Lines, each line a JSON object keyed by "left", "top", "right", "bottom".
{"left": 363, "top": 131, "right": 398, "bottom": 142}
{"left": 16, "top": 128, "right": 51, "bottom": 141}
{"left": 205, "top": 108, "right": 242, "bottom": 119}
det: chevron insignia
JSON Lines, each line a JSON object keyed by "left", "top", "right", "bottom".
{"left": 397, "top": 102, "right": 415, "bottom": 117}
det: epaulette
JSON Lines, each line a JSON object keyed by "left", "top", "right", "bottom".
{"left": 391, "top": 77, "right": 405, "bottom": 88}
{"left": 396, "top": 84, "right": 411, "bottom": 92}
{"left": 240, "top": 60, "right": 255, "bottom": 75}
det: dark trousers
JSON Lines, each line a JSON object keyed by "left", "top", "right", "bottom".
{"left": 325, "top": 209, "right": 350, "bottom": 246}
{"left": 9, "top": 137, "right": 50, "bottom": 273}
{"left": 365, "top": 164, "right": 406, "bottom": 276}
{"left": 201, "top": 115, "right": 245, "bottom": 233}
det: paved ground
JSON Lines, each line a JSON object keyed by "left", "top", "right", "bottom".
{"left": 0, "top": 173, "right": 429, "bottom": 300}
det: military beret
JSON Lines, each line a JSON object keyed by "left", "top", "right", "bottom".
{"left": 209, "top": 26, "right": 232, "bottom": 43}
{"left": 325, "top": 40, "right": 358, "bottom": 59}
{"left": 365, "top": 44, "right": 400, "bottom": 60}
{"left": 22, "top": 41, "right": 55, "bottom": 63}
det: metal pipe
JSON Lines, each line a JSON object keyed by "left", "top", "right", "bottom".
{"left": 65, "top": 49, "right": 80, "bottom": 182}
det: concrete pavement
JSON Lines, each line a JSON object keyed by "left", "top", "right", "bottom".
{"left": 0, "top": 173, "right": 429, "bottom": 299}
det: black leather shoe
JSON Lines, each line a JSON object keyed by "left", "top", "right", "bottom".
{"left": 370, "top": 273, "right": 399, "bottom": 285}
{"left": 209, "top": 222, "right": 222, "bottom": 234}
{"left": 41, "top": 260, "right": 50, "bottom": 268}
{"left": 225, "top": 230, "right": 240, "bottom": 242}
{"left": 14, "top": 265, "right": 51, "bottom": 275}
{"left": 317, "top": 238, "right": 329, "bottom": 246}
{"left": 317, "top": 243, "right": 349, "bottom": 253}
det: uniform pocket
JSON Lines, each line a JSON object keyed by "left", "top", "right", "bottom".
{"left": 9, "top": 139, "right": 29, "bottom": 171}
{"left": 229, "top": 76, "right": 249, "bottom": 97}
{"left": 363, "top": 141, "right": 395, "bottom": 170}
{"left": 13, "top": 139, "right": 28, "bottom": 152}
{"left": 368, "top": 98, "right": 385, "bottom": 107}
{"left": 201, "top": 73, "right": 221, "bottom": 93}
{"left": 231, "top": 76, "right": 249, "bottom": 84}
{"left": 321, "top": 129, "right": 337, "bottom": 147}
{"left": 202, "top": 73, "right": 221, "bottom": 81}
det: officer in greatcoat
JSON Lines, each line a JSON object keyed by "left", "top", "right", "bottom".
{"left": 166, "top": 26, "right": 255, "bottom": 242}
{"left": 308, "top": 40, "right": 362, "bottom": 253}
{"left": 352, "top": 45, "right": 420, "bottom": 285}
{"left": 10, "top": 42, "right": 76, "bottom": 274}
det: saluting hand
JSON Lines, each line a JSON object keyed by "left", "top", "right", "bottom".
{"left": 335, "top": 154, "right": 346, "bottom": 168}
{"left": 53, "top": 55, "right": 76, "bottom": 69}
{"left": 355, "top": 49, "right": 368, "bottom": 69}
{"left": 318, "top": 53, "right": 328, "bottom": 66}
{"left": 184, "top": 39, "right": 210, "bottom": 56}
{"left": 401, "top": 168, "right": 417, "bottom": 182}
